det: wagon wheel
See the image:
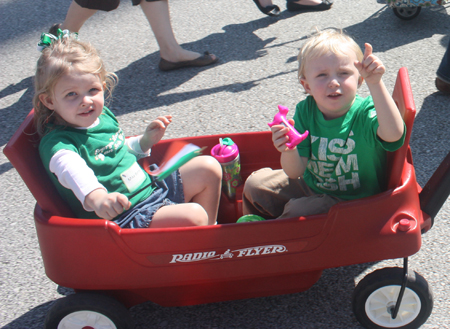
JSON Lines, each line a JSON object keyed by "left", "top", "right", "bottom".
{"left": 44, "top": 292, "right": 135, "bottom": 329}
{"left": 392, "top": 6, "right": 421, "bottom": 20}
{"left": 352, "top": 267, "right": 433, "bottom": 329}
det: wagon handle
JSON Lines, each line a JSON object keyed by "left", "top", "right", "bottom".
{"left": 419, "top": 149, "right": 450, "bottom": 227}
{"left": 391, "top": 257, "right": 409, "bottom": 319}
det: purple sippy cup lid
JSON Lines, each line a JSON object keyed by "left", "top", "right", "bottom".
{"left": 210, "top": 138, "right": 239, "bottom": 163}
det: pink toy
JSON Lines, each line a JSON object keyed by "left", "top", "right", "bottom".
{"left": 268, "top": 105, "right": 309, "bottom": 149}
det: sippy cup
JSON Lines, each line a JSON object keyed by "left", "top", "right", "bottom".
{"left": 211, "top": 137, "right": 242, "bottom": 199}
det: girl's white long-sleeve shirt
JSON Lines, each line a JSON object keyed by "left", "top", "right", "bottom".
{"left": 48, "top": 133, "right": 149, "bottom": 211}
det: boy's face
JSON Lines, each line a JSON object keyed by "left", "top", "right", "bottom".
{"left": 39, "top": 69, "right": 105, "bottom": 128}
{"left": 300, "top": 49, "right": 362, "bottom": 120}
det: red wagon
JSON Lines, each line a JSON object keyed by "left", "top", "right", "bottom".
{"left": 5, "top": 68, "right": 449, "bottom": 329}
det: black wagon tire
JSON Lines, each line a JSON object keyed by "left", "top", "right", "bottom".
{"left": 393, "top": 6, "right": 421, "bottom": 20}
{"left": 352, "top": 267, "right": 433, "bottom": 329}
{"left": 44, "top": 292, "right": 135, "bottom": 329}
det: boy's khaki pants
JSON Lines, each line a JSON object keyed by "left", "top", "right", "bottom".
{"left": 242, "top": 168, "right": 342, "bottom": 219}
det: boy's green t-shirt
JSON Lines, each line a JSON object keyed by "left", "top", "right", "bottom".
{"left": 293, "top": 95, "right": 405, "bottom": 200}
{"left": 39, "top": 107, "right": 155, "bottom": 219}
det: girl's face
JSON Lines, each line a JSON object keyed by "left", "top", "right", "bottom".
{"left": 300, "top": 49, "right": 362, "bottom": 120}
{"left": 40, "top": 69, "right": 105, "bottom": 128}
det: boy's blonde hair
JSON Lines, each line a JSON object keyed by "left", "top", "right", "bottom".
{"left": 33, "top": 35, "right": 117, "bottom": 136}
{"left": 298, "top": 28, "right": 364, "bottom": 80}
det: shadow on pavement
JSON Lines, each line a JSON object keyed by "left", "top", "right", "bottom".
{"left": 1, "top": 3, "right": 450, "bottom": 144}
{"left": 409, "top": 91, "right": 450, "bottom": 186}
{"left": 1, "top": 264, "right": 371, "bottom": 329}
{"left": 130, "top": 264, "right": 372, "bottom": 328}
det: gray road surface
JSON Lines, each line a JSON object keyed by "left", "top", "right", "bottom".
{"left": 1, "top": 0, "right": 450, "bottom": 328}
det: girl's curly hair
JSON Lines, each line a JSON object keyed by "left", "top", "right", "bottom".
{"left": 33, "top": 35, "right": 117, "bottom": 136}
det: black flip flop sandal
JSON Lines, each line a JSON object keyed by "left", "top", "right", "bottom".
{"left": 252, "top": 0, "right": 281, "bottom": 16}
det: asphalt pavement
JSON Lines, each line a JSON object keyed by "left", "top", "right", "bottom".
{"left": 1, "top": 0, "right": 450, "bottom": 328}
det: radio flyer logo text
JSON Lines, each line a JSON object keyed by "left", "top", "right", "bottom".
{"left": 170, "top": 245, "right": 287, "bottom": 263}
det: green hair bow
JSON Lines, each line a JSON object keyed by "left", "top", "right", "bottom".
{"left": 37, "top": 28, "right": 78, "bottom": 52}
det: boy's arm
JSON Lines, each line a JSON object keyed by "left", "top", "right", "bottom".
{"left": 281, "top": 149, "right": 308, "bottom": 179}
{"left": 355, "top": 43, "right": 404, "bottom": 142}
{"left": 272, "top": 122, "right": 308, "bottom": 178}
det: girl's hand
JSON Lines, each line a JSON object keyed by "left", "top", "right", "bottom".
{"left": 85, "top": 189, "right": 131, "bottom": 220}
{"left": 271, "top": 119, "right": 297, "bottom": 153}
{"left": 140, "top": 115, "right": 173, "bottom": 153}
{"left": 354, "top": 43, "right": 385, "bottom": 85}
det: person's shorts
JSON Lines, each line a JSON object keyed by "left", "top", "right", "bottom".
{"left": 75, "top": 0, "right": 161, "bottom": 12}
{"left": 113, "top": 166, "right": 185, "bottom": 228}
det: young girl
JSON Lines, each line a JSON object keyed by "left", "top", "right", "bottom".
{"left": 243, "top": 28, "right": 405, "bottom": 219}
{"left": 34, "top": 32, "right": 222, "bottom": 228}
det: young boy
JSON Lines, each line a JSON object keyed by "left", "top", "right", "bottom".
{"left": 243, "top": 28, "right": 405, "bottom": 219}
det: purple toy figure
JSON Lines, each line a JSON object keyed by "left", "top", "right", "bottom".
{"left": 268, "top": 105, "right": 309, "bottom": 149}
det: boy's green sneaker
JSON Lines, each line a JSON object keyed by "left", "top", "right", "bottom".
{"left": 236, "top": 214, "right": 266, "bottom": 223}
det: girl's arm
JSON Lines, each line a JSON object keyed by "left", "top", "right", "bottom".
{"left": 355, "top": 43, "right": 404, "bottom": 142}
{"left": 50, "top": 149, "right": 106, "bottom": 206}
{"left": 272, "top": 123, "right": 308, "bottom": 179}
{"left": 84, "top": 189, "right": 130, "bottom": 220}
{"left": 49, "top": 150, "right": 130, "bottom": 219}
{"left": 126, "top": 135, "right": 151, "bottom": 159}
{"left": 139, "top": 115, "right": 173, "bottom": 153}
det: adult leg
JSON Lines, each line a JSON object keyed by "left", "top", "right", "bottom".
{"left": 60, "top": 1, "right": 99, "bottom": 32}
{"left": 139, "top": 0, "right": 218, "bottom": 67}
{"left": 436, "top": 39, "right": 450, "bottom": 93}
{"left": 178, "top": 156, "right": 222, "bottom": 225}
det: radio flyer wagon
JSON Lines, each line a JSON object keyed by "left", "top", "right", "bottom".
{"left": 4, "top": 67, "right": 450, "bottom": 329}
{"left": 386, "top": 0, "right": 449, "bottom": 20}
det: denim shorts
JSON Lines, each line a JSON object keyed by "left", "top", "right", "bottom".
{"left": 113, "top": 167, "right": 185, "bottom": 229}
